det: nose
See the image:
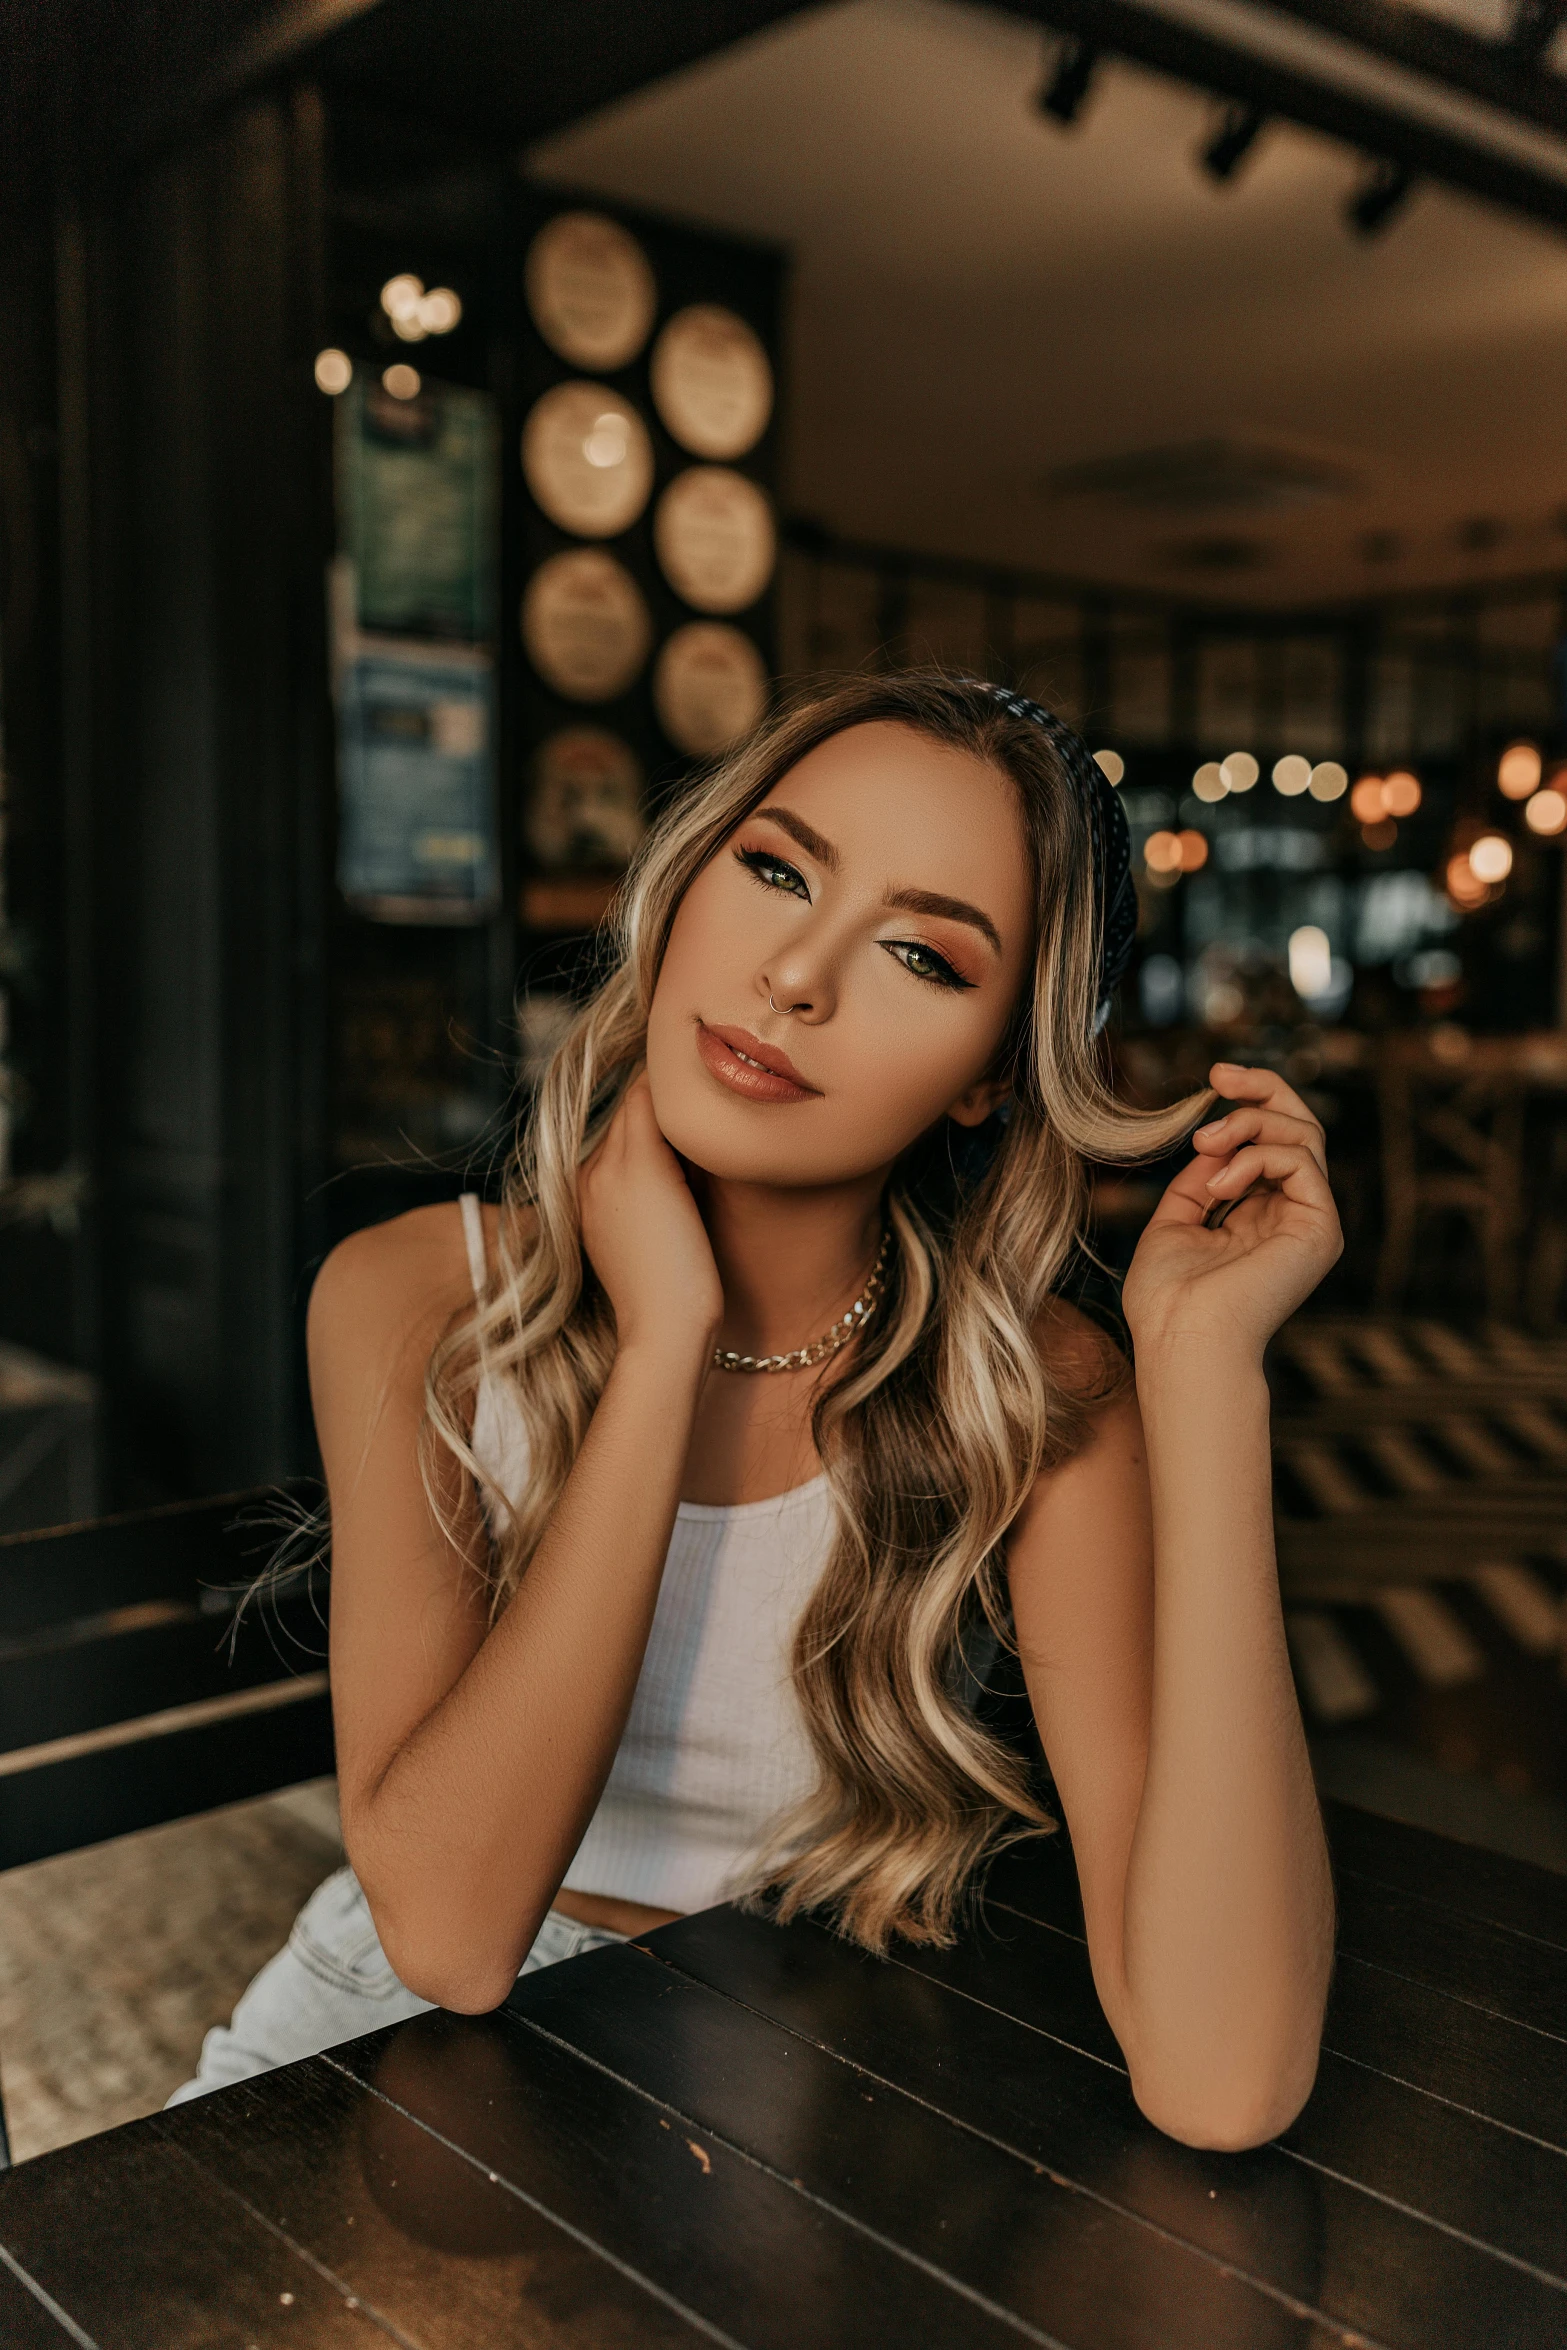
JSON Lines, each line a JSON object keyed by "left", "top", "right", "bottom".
{"left": 759, "top": 941, "right": 835, "bottom": 1023}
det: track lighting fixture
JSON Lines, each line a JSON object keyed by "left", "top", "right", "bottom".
{"left": 1347, "top": 159, "right": 1414, "bottom": 235}
{"left": 1037, "top": 36, "right": 1100, "bottom": 127}
{"left": 1201, "top": 102, "right": 1267, "bottom": 182}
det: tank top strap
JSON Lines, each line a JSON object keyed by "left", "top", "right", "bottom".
{"left": 457, "top": 1192, "right": 488, "bottom": 1302}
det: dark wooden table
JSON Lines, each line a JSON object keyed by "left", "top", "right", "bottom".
{"left": 2, "top": 1799, "right": 1563, "bottom": 2348}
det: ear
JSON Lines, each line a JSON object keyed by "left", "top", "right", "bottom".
{"left": 946, "top": 1074, "right": 1013, "bottom": 1130}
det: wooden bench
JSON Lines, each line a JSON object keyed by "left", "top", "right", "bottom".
{"left": 0, "top": 1487, "right": 336, "bottom": 2164}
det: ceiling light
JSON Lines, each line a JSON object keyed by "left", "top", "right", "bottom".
{"left": 1093, "top": 748, "right": 1125, "bottom": 785}
{"left": 1382, "top": 770, "right": 1421, "bottom": 816}
{"left": 1220, "top": 751, "right": 1259, "bottom": 792}
{"left": 1526, "top": 788, "right": 1567, "bottom": 836}
{"left": 314, "top": 348, "right": 352, "bottom": 395}
{"left": 1498, "top": 742, "right": 1542, "bottom": 800}
{"left": 1273, "top": 755, "right": 1311, "bottom": 796}
{"left": 1192, "top": 762, "right": 1228, "bottom": 802}
{"left": 1469, "top": 833, "right": 1513, "bottom": 883}
{"left": 1309, "top": 761, "right": 1348, "bottom": 802}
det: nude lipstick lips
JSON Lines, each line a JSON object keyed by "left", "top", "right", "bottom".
{"left": 696, "top": 1022, "right": 821, "bottom": 1104}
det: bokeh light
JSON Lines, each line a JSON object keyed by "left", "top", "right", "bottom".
{"left": 1526, "top": 788, "right": 1567, "bottom": 836}
{"left": 1382, "top": 770, "right": 1422, "bottom": 817}
{"left": 1288, "top": 924, "right": 1333, "bottom": 999}
{"left": 1446, "top": 852, "right": 1489, "bottom": 909}
{"left": 1468, "top": 833, "right": 1513, "bottom": 883}
{"left": 382, "top": 363, "right": 422, "bottom": 400}
{"left": 1498, "top": 742, "right": 1543, "bottom": 800}
{"left": 1309, "top": 761, "right": 1348, "bottom": 802}
{"left": 1144, "top": 830, "right": 1183, "bottom": 874}
{"left": 1350, "top": 776, "right": 1386, "bottom": 823}
{"left": 1177, "top": 829, "right": 1209, "bottom": 872}
{"left": 1361, "top": 817, "right": 1397, "bottom": 851}
{"left": 1220, "top": 751, "right": 1259, "bottom": 792}
{"left": 1093, "top": 748, "right": 1125, "bottom": 785}
{"left": 1273, "top": 755, "right": 1311, "bottom": 796}
{"left": 1191, "top": 762, "right": 1227, "bottom": 803}
{"left": 314, "top": 347, "right": 353, "bottom": 396}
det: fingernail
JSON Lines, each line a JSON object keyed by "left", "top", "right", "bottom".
{"left": 1196, "top": 1119, "right": 1225, "bottom": 1137}
{"left": 1206, "top": 1171, "right": 1222, "bottom": 1188}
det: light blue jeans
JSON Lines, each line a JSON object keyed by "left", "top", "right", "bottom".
{"left": 166, "top": 1865, "right": 624, "bottom": 2107}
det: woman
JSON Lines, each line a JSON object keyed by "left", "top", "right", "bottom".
{"left": 174, "top": 673, "right": 1338, "bottom": 2149}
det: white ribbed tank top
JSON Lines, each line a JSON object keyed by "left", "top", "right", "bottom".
{"left": 459, "top": 1194, "right": 832, "bottom": 1913}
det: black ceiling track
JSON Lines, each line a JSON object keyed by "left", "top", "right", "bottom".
{"left": 1013, "top": 0, "right": 1567, "bottom": 231}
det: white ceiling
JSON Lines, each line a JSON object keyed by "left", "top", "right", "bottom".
{"left": 530, "top": 0, "right": 1567, "bottom": 607}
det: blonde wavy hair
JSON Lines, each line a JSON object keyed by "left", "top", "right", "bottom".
{"left": 425, "top": 672, "right": 1205, "bottom": 1952}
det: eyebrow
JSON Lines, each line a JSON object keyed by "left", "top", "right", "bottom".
{"left": 751, "top": 803, "right": 1004, "bottom": 958}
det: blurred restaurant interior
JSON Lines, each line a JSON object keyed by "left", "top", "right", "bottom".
{"left": 4, "top": 0, "right": 1567, "bottom": 2154}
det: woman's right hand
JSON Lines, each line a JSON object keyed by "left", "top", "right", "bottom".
{"left": 577, "top": 1070, "right": 724, "bottom": 1363}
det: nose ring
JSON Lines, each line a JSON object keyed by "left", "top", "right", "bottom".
{"left": 769, "top": 992, "right": 789, "bottom": 1015}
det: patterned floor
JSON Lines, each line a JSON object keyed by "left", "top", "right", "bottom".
{"left": 1272, "top": 1317, "right": 1567, "bottom": 1797}
{"left": 0, "top": 1781, "right": 340, "bottom": 2164}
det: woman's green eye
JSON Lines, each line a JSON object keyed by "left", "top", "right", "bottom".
{"left": 737, "top": 848, "right": 808, "bottom": 898}
{"left": 883, "top": 940, "right": 971, "bottom": 991}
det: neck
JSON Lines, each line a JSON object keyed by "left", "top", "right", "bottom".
{"left": 685, "top": 1168, "right": 888, "bottom": 1363}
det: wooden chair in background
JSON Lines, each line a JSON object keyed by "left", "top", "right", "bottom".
{"left": 1375, "top": 1038, "right": 1525, "bottom": 1318}
{"left": 0, "top": 1486, "right": 332, "bottom": 2166}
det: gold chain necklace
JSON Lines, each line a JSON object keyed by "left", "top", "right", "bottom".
{"left": 712, "top": 1232, "right": 892, "bottom": 1374}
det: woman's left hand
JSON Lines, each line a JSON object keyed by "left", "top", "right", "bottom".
{"left": 1121, "top": 1061, "right": 1343, "bottom": 1361}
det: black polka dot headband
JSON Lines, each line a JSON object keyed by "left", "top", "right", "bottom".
{"left": 968, "top": 681, "right": 1137, "bottom": 1035}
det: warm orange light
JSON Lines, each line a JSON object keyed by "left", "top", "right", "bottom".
{"left": 1362, "top": 817, "right": 1397, "bottom": 852}
{"left": 1382, "top": 770, "right": 1421, "bottom": 817}
{"left": 1526, "top": 788, "right": 1567, "bottom": 836}
{"left": 1446, "top": 852, "right": 1489, "bottom": 910}
{"left": 1144, "top": 830, "right": 1184, "bottom": 874}
{"left": 1498, "top": 742, "right": 1542, "bottom": 800}
{"left": 1350, "top": 776, "right": 1386, "bottom": 823}
{"left": 1469, "top": 833, "right": 1513, "bottom": 883}
{"left": 1177, "top": 829, "right": 1209, "bottom": 872}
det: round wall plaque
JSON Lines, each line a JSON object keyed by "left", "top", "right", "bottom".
{"left": 653, "top": 468, "right": 775, "bottom": 615}
{"left": 650, "top": 305, "right": 773, "bottom": 460}
{"left": 522, "top": 382, "right": 653, "bottom": 539}
{"left": 654, "top": 624, "right": 768, "bottom": 757}
{"left": 524, "top": 211, "right": 656, "bottom": 371}
{"left": 521, "top": 549, "right": 652, "bottom": 702}
{"left": 527, "top": 727, "right": 646, "bottom": 868}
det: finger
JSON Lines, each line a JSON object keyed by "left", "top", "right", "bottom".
{"left": 1192, "top": 1106, "right": 1327, "bottom": 1173}
{"left": 1146, "top": 1155, "right": 1221, "bottom": 1226}
{"left": 1208, "top": 1061, "right": 1322, "bottom": 1138}
{"left": 1204, "top": 1141, "right": 1336, "bottom": 1213}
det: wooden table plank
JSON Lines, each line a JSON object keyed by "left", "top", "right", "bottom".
{"left": 506, "top": 1940, "right": 1364, "bottom": 2350}
{"left": 152, "top": 2052, "right": 715, "bottom": 2350}
{"left": 0, "top": 2249, "right": 86, "bottom": 2348}
{"left": 985, "top": 1836, "right": 1567, "bottom": 2148}
{"left": 1322, "top": 1803, "right": 1567, "bottom": 1950}
{"left": 0, "top": 2115, "right": 392, "bottom": 2346}
{"left": 1330, "top": 1878, "right": 1567, "bottom": 2037}
{"left": 873, "top": 1899, "right": 1567, "bottom": 2287}
{"left": 645, "top": 1907, "right": 1567, "bottom": 2350}
{"left": 325, "top": 2006, "right": 1045, "bottom": 2348}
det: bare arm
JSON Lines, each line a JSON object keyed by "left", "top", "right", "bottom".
{"left": 1009, "top": 1064, "right": 1338, "bottom": 2151}
{"left": 318, "top": 1076, "right": 722, "bottom": 2012}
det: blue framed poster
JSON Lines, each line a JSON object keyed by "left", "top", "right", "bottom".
{"left": 336, "top": 644, "right": 499, "bottom": 923}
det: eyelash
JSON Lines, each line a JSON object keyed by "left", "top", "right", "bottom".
{"left": 733, "top": 847, "right": 973, "bottom": 992}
